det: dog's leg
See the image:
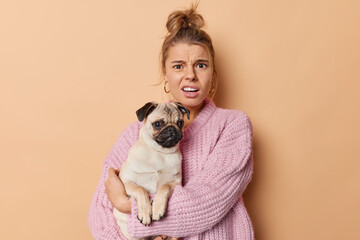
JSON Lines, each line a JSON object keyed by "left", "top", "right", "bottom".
{"left": 152, "top": 181, "right": 178, "bottom": 221}
{"left": 124, "top": 182, "right": 152, "bottom": 226}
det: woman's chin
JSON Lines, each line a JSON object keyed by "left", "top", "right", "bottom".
{"left": 179, "top": 98, "right": 205, "bottom": 111}
{"left": 172, "top": 92, "right": 206, "bottom": 108}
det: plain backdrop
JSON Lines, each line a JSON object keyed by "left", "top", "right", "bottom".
{"left": 1, "top": 0, "right": 359, "bottom": 239}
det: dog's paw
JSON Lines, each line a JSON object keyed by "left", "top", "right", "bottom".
{"left": 137, "top": 211, "right": 151, "bottom": 226}
{"left": 152, "top": 196, "right": 167, "bottom": 221}
{"left": 137, "top": 201, "right": 152, "bottom": 226}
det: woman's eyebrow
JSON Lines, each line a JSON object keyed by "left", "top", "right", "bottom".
{"left": 197, "top": 59, "right": 209, "bottom": 63}
{"left": 171, "top": 59, "right": 209, "bottom": 64}
{"left": 170, "top": 60, "right": 185, "bottom": 64}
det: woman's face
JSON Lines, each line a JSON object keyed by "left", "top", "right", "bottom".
{"left": 164, "top": 43, "right": 213, "bottom": 112}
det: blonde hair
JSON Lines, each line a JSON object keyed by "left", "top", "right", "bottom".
{"left": 160, "top": 3, "right": 217, "bottom": 95}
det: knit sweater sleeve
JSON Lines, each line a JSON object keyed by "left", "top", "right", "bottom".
{"left": 127, "top": 112, "right": 253, "bottom": 238}
{"left": 88, "top": 122, "right": 140, "bottom": 240}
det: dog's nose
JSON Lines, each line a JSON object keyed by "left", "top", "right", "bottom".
{"left": 155, "top": 126, "right": 182, "bottom": 148}
{"left": 165, "top": 126, "right": 177, "bottom": 135}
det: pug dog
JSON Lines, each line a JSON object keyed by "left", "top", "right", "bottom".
{"left": 113, "top": 102, "right": 190, "bottom": 240}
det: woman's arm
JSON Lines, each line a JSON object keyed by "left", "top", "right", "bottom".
{"left": 127, "top": 112, "right": 253, "bottom": 238}
{"left": 88, "top": 122, "right": 140, "bottom": 240}
{"left": 105, "top": 167, "right": 131, "bottom": 214}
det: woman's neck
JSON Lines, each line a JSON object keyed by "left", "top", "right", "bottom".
{"left": 183, "top": 101, "right": 205, "bottom": 129}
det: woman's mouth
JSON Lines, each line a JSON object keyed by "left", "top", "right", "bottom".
{"left": 183, "top": 87, "right": 199, "bottom": 92}
{"left": 182, "top": 86, "right": 200, "bottom": 98}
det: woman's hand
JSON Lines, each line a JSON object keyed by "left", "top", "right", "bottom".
{"left": 153, "top": 236, "right": 179, "bottom": 240}
{"left": 104, "top": 167, "right": 131, "bottom": 214}
{"left": 153, "top": 236, "right": 168, "bottom": 240}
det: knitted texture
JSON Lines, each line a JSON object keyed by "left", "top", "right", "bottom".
{"left": 88, "top": 99, "right": 254, "bottom": 239}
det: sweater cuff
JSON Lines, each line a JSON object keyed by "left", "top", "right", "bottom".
{"left": 128, "top": 195, "right": 161, "bottom": 238}
{"left": 128, "top": 197, "right": 140, "bottom": 237}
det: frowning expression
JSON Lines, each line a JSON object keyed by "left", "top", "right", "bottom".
{"left": 164, "top": 43, "right": 213, "bottom": 111}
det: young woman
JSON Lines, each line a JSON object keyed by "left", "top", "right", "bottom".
{"left": 88, "top": 4, "right": 254, "bottom": 240}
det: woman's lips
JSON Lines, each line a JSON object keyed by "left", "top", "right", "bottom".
{"left": 182, "top": 86, "right": 200, "bottom": 98}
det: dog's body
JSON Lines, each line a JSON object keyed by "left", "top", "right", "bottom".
{"left": 113, "top": 102, "right": 189, "bottom": 240}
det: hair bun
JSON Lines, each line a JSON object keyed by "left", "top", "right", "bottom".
{"left": 160, "top": 3, "right": 216, "bottom": 95}
{"left": 166, "top": 3, "right": 205, "bottom": 37}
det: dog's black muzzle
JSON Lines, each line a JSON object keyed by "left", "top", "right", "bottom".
{"left": 155, "top": 126, "right": 182, "bottom": 148}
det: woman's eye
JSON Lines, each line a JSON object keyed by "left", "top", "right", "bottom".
{"left": 197, "top": 63, "right": 207, "bottom": 68}
{"left": 177, "top": 120, "right": 184, "bottom": 128}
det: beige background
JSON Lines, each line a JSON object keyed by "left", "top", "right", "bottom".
{"left": 1, "top": 0, "right": 359, "bottom": 239}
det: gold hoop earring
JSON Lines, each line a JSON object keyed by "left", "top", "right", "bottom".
{"left": 164, "top": 81, "right": 170, "bottom": 93}
{"left": 209, "top": 79, "right": 216, "bottom": 94}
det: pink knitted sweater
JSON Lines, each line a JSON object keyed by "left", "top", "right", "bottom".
{"left": 88, "top": 99, "right": 254, "bottom": 239}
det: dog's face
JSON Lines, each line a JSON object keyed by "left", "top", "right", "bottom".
{"left": 136, "top": 102, "right": 190, "bottom": 148}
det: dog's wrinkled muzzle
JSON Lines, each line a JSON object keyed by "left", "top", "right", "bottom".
{"left": 155, "top": 126, "right": 182, "bottom": 148}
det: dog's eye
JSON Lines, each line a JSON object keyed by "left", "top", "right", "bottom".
{"left": 177, "top": 120, "right": 184, "bottom": 128}
{"left": 153, "top": 120, "right": 164, "bottom": 130}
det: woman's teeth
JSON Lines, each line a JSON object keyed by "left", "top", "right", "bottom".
{"left": 183, "top": 87, "right": 198, "bottom": 92}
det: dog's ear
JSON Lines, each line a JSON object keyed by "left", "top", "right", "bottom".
{"left": 136, "top": 102, "right": 158, "bottom": 122}
{"left": 175, "top": 102, "right": 190, "bottom": 120}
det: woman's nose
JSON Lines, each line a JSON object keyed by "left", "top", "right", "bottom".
{"left": 185, "top": 67, "right": 197, "bottom": 81}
